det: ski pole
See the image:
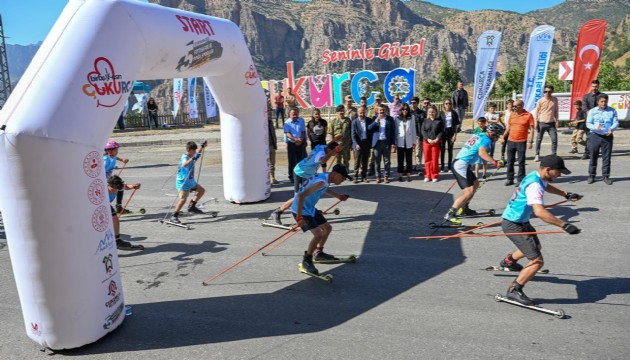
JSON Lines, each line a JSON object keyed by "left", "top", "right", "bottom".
{"left": 436, "top": 219, "right": 503, "bottom": 241}
{"left": 475, "top": 165, "right": 501, "bottom": 192}
{"left": 116, "top": 188, "right": 137, "bottom": 218}
{"left": 117, "top": 161, "right": 127, "bottom": 176}
{"left": 428, "top": 180, "right": 457, "bottom": 213}
{"left": 202, "top": 225, "right": 299, "bottom": 286}
{"left": 261, "top": 198, "right": 345, "bottom": 256}
{"left": 412, "top": 229, "right": 568, "bottom": 240}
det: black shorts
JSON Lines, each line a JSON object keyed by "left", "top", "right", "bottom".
{"left": 452, "top": 159, "right": 477, "bottom": 189}
{"left": 501, "top": 219, "right": 541, "bottom": 259}
{"left": 110, "top": 205, "right": 117, "bottom": 217}
{"left": 293, "top": 210, "right": 327, "bottom": 232}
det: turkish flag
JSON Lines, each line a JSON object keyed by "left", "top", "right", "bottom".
{"left": 570, "top": 20, "right": 607, "bottom": 118}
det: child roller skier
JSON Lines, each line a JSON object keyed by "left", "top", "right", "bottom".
{"left": 293, "top": 164, "right": 351, "bottom": 275}
{"left": 498, "top": 155, "right": 582, "bottom": 305}
{"left": 107, "top": 175, "right": 144, "bottom": 250}
{"left": 268, "top": 141, "right": 340, "bottom": 225}
{"left": 444, "top": 122, "right": 505, "bottom": 225}
{"left": 170, "top": 140, "right": 208, "bottom": 224}
{"left": 104, "top": 140, "right": 131, "bottom": 214}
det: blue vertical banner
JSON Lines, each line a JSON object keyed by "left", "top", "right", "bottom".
{"left": 172, "top": 78, "right": 183, "bottom": 119}
{"left": 202, "top": 78, "right": 216, "bottom": 117}
{"left": 473, "top": 31, "right": 502, "bottom": 119}
{"left": 522, "top": 25, "right": 555, "bottom": 112}
{"left": 188, "top": 77, "right": 198, "bottom": 119}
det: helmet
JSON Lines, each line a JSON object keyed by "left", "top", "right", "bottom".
{"left": 486, "top": 123, "right": 505, "bottom": 136}
{"left": 104, "top": 140, "right": 120, "bottom": 150}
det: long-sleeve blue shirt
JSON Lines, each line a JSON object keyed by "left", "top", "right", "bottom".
{"left": 586, "top": 106, "right": 619, "bottom": 135}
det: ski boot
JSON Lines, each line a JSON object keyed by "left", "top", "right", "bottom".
{"left": 170, "top": 212, "right": 182, "bottom": 224}
{"left": 302, "top": 252, "right": 319, "bottom": 275}
{"left": 188, "top": 204, "right": 204, "bottom": 214}
{"left": 116, "top": 205, "right": 131, "bottom": 215}
{"left": 500, "top": 253, "right": 523, "bottom": 271}
{"left": 313, "top": 248, "right": 339, "bottom": 263}
{"left": 506, "top": 280, "right": 534, "bottom": 306}
{"left": 456, "top": 205, "right": 477, "bottom": 217}
{"left": 443, "top": 208, "right": 462, "bottom": 226}
{"left": 268, "top": 208, "right": 283, "bottom": 225}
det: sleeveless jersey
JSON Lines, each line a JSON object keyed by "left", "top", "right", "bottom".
{"left": 291, "top": 173, "right": 329, "bottom": 216}
{"left": 294, "top": 144, "right": 327, "bottom": 178}
{"left": 502, "top": 171, "right": 547, "bottom": 223}
{"left": 455, "top": 133, "right": 491, "bottom": 164}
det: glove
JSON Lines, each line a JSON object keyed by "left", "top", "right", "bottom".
{"left": 200, "top": 140, "right": 208, "bottom": 148}
{"left": 565, "top": 192, "right": 582, "bottom": 201}
{"left": 492, "top": 160, "right": 504, "bottom": 168}
{"left": 193, "top": 153, "right": 201, "bottom": 160}
{"left": 562, "top": 223, "right": 581, "bottom": 235}
{"left": 335, "top": 145, "right": 342, "bottom": 153}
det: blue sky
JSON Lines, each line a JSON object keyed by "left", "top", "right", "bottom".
{"left": 0, "top": 0, "right": 565, "bottom": 46}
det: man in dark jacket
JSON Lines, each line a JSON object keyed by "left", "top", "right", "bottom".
{"left": 368, "top": 104, "right": 397, "bottom": 183}
{"left": 451, "top": 81, "right": 469, "bottom": 130}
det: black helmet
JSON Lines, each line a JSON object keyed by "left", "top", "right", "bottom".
{"left": 486, "top": 122, "right": 505, "bottom": 136}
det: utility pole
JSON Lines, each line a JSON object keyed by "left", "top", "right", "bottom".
{"left": 0, "top": 15, "right": 12, "bottom": 107}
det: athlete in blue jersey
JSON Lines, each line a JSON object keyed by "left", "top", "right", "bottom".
{"left": 170, "top": 140, "right": 208, "bottom": 224}
{"left": 104, "top": 140, "right": 130, "bottom": 214}
{"left": 443, "top": 122, "right": 505, "bottom": 225}
{"left": 292, "top": 164, "right": 351, "bottom": 275}
{"left": 499, "top": 155, "right": 582, "bottom": 305}
{"left": 267, "top": 141, "right": 339, "bottom": 225}
{"left": 107, "top": 175, "right": 143, "bottom": 251}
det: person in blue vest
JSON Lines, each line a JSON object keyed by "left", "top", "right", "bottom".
{"left": 292, "top": 164, "right": 351, "bottom": 275}
{"left": 267, "top": 141, "right": 339, "bottom": 225}
{"left": 107, "top": 175, "right": 143, "bottom": 251}
{"left": 498, "top": 155, "right": 582, "bottom": 305}
{"left": 443, "top": 122, "right": 505, "bottom": 225}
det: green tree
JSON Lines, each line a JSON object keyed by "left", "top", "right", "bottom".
{"left": 597, "top": 61, "right": 624, "bottom": 91}
{"left": 437, "top": 53, "right": 462, "bottom": 99}
{"left": 420, "top": 79, "right": 443, "bottom": 102}
{"left": 493, "top": 65, "right": 525, "bottom": 97}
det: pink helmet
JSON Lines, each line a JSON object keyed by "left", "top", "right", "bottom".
{"left": 104, "top": 140, "right": 120, "bottom": 150}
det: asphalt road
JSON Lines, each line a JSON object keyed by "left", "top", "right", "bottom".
{"left": 1, "top": 133, "right": 629, "bottom": 359}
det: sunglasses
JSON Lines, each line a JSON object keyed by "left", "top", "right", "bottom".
{"left": 544, "top": 91, "right": 552, "bottom": 94}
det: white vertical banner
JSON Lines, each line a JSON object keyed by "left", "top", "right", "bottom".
{"left": 172, "top": 78, "right": 183, "bottom": 119}
{"left": 203, "top": 78, "right": 217, "bottom": 117}
{"left": 188, "top": 77, "right": 198, "bottom": 119}
{"left": 522, "top": 25, "right": 555, "bottom": 112}
{"left": 132, "top": 93, "right": 147, "bottom": 113}
{"left": 473, "top": 30, "right": 502, "bottom": 119}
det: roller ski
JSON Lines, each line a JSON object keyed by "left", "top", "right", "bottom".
{"left": 260, "top": 219, "right": 293, "bottom": 231}
{"left": 188, "top": 204, "right": 218, "bottom": 218}
{"left": 312, "top": 249, "right": 357, "bottom": 264}
{"left": 298, "top": 252, "right": 333, "bottom": 283}
{"left": 484, "top": 266, "right": 549, "bottom": 274}
{"left": 494, "top": 294, "right": 565, "bottom": 319}
{"left": 456, "top": 206, "right": 495, "bottom": 218}
{"left": 160, "top": 213, "right": 191, "bottom": 230}
{"left": 118, "top": 208, "right": 146, "bottom": 216}
{"left": 116, "top": 239, "right": 144, "bottom": 251}
{"left": 429, "top": 221, "right": 484, "bottom": 229}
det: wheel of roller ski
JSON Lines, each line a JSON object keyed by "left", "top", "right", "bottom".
{"left": 476, "top": 221, "right": 484, "bottom": 226}
{"left": 210, "top": 211, "right": 218, "bottom": 218}
{"left": 324, "top": 274, "right": 333, "bottom": 283}
{"left": 488, "top": 209, "right": 496, "bottom": 215}
{"left": 554, "top": 309, "right": 565, "bottom": 319}
{"left": 494, "top": 294, "right": 502, "bottom": 302}
{"left": 139, "top": 208, "right": 146, "bottom": 214}
{"left": 332, "top": 208, "right": 340, "bottom": 215}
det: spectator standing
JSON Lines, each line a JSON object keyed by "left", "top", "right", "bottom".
{"left": 117, "top": 112, "right": 125, "bottom": 131}
{"left": 351, "top": 106, "right": 373, "bottom": 183}
{"left": 285, "top": 87, "right": 298, "bottom": 111}
{"left": 344, "top": 95, "right": 358, "bottom": 121}
{"left": 451, "top": 81, "right": 469, "bottom": 130}
{"left": 474, "top": 117, "right": 488, "bottom": 179}
{"left": 267, "top": 93, "right": 279, "bottom": 184}
{"left": 367, "top": 94, "right": 386, "bottom": 176}
{"left": 147, "top": 97, "right": 159, "bottom": 129}
{"left": 395, "top": 103, "right": 416, "bottom": 182}
{"left": 439, "top": 99, "right": 460, "bottom": 173}
{"left": 368, "top": 104, "right": 396, "bottom": 183}
{"left": 533, "top": 85, "right": 559, "bottom": 162}
{"left": 274, "top": 90, "right": 285, "bottom": 129}
{"left": 581, "top": 79, "right": 606, "bottom": 160}
{"left": 569, "top": 100, "right": 587, "bottom": 155}
{"left": 328, "top": 105, "right": 353, "bottom": 169}
{"left": 501, "top": 99, "right": 514, "bottom": 161}
{"left": 284, "top": 108, "right": 307, "bottom": 184}
{"left": 586, "top": 94, "right": 619, "bottom": 185}
{"left": 421, "top": 106, "right": 444, "bottom": 182}
{"left": 484, "top": 102, "right": 502, "bottom": 164}
{"left": 388, "top": 94, "right": 403, "bottom": 119}
{"left": 307, "top": 108, "right": 328, "bottom": 152}
{"left": 410, "top": 96, "right": 426, "bottom": 176}
{"left": 504, "top": 100, "right": 535, "bottom": 186}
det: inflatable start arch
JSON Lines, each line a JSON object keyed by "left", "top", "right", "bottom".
{"left": 0, "top": 0, "right": 267, "bottom": 349}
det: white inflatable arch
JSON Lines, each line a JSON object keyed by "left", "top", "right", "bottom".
{"left": 0, "top": 0, "right": 267, "bottom": 350}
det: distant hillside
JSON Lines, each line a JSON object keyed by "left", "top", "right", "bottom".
{"left": 6, "top": 43, "right": 41, "bottom": 88}
{"left": 527, "top": 0, "right": 630, "bottom": 33}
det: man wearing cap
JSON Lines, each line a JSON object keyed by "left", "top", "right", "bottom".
{"left": 328, "top": 105, "right": 353, "bottom": 169}
{"left": 586, "top": 94, "right": 618, "bottom": 185}
{"left": 498, "top": 155, "right": 582, "bottom": 305}
{"left": 344, "top": 95, "right": 358, "bottom": 121}
{"left": 292, "top": 164, "right": 351, "bottom": 275}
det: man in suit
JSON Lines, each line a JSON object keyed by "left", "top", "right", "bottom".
{"left": 351, "top": 106, "right": 373, "bottom": 183}
{"left": 368, "top": 104, "right": 397, "bottom": 183}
